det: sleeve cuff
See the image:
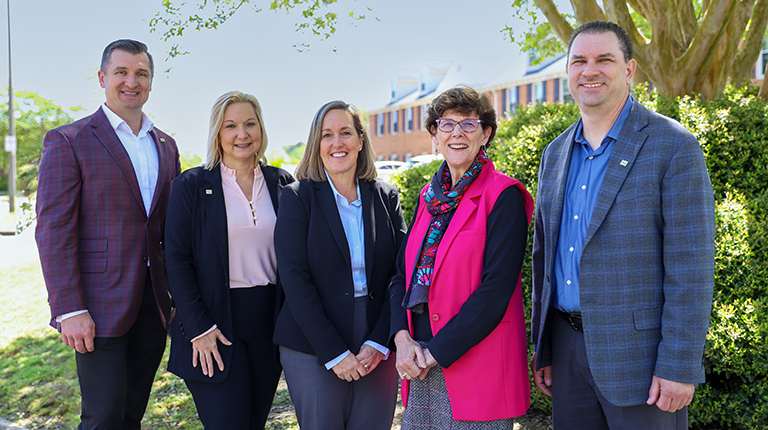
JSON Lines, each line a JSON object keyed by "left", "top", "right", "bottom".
{"left": 56, "top": 309, "right": 88, "bottom": 323}
{"left": 325, "top": 350, "right": 351, "bottom": 370}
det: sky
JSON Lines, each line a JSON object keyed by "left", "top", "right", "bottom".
{"left": 0, "top": 0, "right": 558, "bottom": 159}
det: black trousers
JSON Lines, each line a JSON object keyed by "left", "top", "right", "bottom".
{"left": 76, "top": 273, "right": 167, "bottom": 430}
{"left": 185, "top": 286, "right": 282, "bottom": 430}
{"left": 550, "top": 312, "right": 688, "bottom": 430}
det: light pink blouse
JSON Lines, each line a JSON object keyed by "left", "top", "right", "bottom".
{"left": 220, "top": 163, "right": 277, "bottom": 288}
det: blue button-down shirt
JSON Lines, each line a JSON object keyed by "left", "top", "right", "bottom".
{"left": 553, "top": 96, "right": 634, "bottom": 312}
{"left": 324, "top": 173, "right": 389, "bottom": 369}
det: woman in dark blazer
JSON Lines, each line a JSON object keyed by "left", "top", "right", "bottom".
{"left": 274, "top": 100, "right": 407, "bottom": 430}
{"left": 165, "top": 91, "right": 293, "bottom": 429}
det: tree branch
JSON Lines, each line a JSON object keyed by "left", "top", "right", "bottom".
{"left": 731, "top": 0, "right": 768, "bottom": 85}
{"left": 570, "top": 0, "right": 606, "bottom": 24}
{"left": 532, "top": 0, "right": 575, "bottom": 44}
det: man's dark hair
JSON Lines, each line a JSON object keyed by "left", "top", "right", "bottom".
{"left": 100, "top": 39, "right": 154, "bottom": 77}
{"left": 567, "top": 21, "right": 633, "bottom": 63}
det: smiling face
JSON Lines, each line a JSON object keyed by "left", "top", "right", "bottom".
{"left": 218, "top": 102, "right": 262, "bottom": 168}
{"left": 319, "top": 109, "right": 363, "bottom": 182}
{"left": 432, "top": 109, "right": 491, "bottom": 182}
{"left": 567, "top": 31, "right": 636, "bottom": 115}
{"left": 98, "top": 49, "right": 153, "bottom": 118}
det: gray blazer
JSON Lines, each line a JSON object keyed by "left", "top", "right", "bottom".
{"left": 531, "top": 101, "right": 715, "bottom": 407}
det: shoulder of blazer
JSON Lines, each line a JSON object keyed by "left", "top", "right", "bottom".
{"left": 174, "top": 165, "right": 210, "bottom": 185}
{"left": 261, "top": 164, "right": 295, "bottom": 186}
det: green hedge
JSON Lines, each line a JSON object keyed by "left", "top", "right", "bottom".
{"left": 392, "top": 86, "right": 768, "bottom": 429}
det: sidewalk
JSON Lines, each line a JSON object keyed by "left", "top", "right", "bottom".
{"left": 0, "top": 195, "right": 39, "bottom": 269}
{"left": 0, "top": 418, "right": 26, "bottom": 430}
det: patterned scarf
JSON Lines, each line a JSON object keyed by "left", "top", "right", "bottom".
{"left": 403, "top": 148, "right": 489, "bottom": 314}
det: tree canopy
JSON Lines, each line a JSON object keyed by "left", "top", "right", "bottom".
{"left": 1, "top": 90, "right": 81, "bottom": 194}
{"left": 507, "top": 0, "right": 768, "bottom": 100}
{"left": 150, "top": 0, "right": 768, "bottom": 100}
{"left": 150, "top": 0, "right": 371, "bottom": 56}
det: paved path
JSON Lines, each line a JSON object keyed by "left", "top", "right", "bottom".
{"left": 0, "top": 196, "right": 33, "bottom": 430}
{"left": 0, "top": 417, "right": 26, "bottom": 429}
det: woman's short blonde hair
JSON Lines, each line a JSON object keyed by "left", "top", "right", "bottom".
{"left": 294, "top": 100, "right": 377, "bottom": 182}
{"left": 204, "top": 91, "right": 269, "bottom": 170}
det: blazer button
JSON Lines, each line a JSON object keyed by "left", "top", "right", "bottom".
{"left": 147, "top": 220, "right": 152, "bottom": 226}
{"left": 368, "top": 291, "right": 376, "bottom": 300}
{"left": 142, "top": 256, "right": 149, "bottom": 263}
{"left": 431, "top": 314, "right": 440, "bottom": 322}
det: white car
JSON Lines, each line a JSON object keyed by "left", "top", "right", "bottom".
{"left": 399, "top": 154, "right": 444, "bottom": 170}
{"left": 375, "top": 160, "right": 407, "bottom": 182}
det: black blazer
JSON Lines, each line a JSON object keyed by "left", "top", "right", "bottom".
{"left": 273, "top": 178, "right": 407, "bottom": 365}
{"left": 165, "top": 163, "right": 294, "bottom": 382}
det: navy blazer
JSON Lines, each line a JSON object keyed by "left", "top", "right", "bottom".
{"left": 532, "top": 102, "right": 715, "bottom": 406}
{"left": 273, "top": 178, "right": 407, "bottom": 365}
{"left": 165, "top": 163, "right": 294, "bottom": 382}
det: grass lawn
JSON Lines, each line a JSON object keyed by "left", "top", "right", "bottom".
{"left": 0, "top": 260, "right": 548, "bottom": 430}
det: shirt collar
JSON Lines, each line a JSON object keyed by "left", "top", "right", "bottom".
{"left": 101, "top": 104, "right": 154, "bottom": 137}
{"left": 574, "top": 95, "right": 634, "bottom": 148}
{"left": 324, "top": 170, "right": 362, "bottom": 207}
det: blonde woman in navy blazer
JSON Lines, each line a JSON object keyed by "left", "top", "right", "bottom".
{"left": 165, "top": 91, "right": 293, "bottom": 429}
{"left": 274, "top": 101, "right": 407, "bottom": 430}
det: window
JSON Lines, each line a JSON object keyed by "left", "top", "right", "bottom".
{"left": 421, "top": 104, "right": 430, "bottom": 130}
{"left": 554, "top": 78, "right": 560, "bottom": 101}
{"left": 415, "top": 106, "right": 421, "bottom": 130}
{"left": 391, "top": 110, "right": 399, "bottom": 134}
{"left": 526, "top": 84, "right": 532, "bottom": 104}
{"left": 377, "top": 113, "right": 385, "bottom": 136}
{"left": 759, "top": 39, "right": 768, "bottom": 79}
{"left": 507, "top": 87, "right": 519, "bottom": 115}
{"left": 563, "top": 79, "right": 573, "bottom": 104}
{"left": 406, "top": 108, "right": 414, "bottom": 132}
{"left": 535, "top": 82, "right": 546, "bottom": 103}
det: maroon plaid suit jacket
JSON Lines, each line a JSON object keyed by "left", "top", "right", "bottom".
{"left": 35, "top": 107, "right": 181, "bottom": 337}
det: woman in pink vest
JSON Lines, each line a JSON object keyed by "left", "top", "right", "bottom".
{"left": 391, "top": 86, "right": 534, "bottom": 429}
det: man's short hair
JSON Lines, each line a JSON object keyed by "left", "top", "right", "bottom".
{"left": 568, "top": 21, "right": 633, "bottom": 63}
{"left": 101, "top": 39, "right": 154, "bottom": 77}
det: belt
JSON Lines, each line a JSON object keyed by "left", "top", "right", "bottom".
{"left": 557, "top": 310, "right": 583, "bottom": 332}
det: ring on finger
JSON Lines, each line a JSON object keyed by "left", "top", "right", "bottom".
{"left": 401, "top": 373, "right": 408, "bottom": 379}
{"left": 345, "top": 377, "right": 352, "bottom": 382}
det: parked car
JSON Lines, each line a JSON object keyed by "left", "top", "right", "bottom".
{"left": 375, "top": 160, "right": 407, "bottom": 182}
{"left": 399, "top": 154, "right": 443, "bottom": 170}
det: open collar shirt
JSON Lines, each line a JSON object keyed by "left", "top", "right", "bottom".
{"left": 553, "top": 96, "right": 634, "bottom": 313}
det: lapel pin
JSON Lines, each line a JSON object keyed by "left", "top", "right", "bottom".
{"left": 160, "top": 137, "right": 166, "bottom": 143}
{"left": 620, "top": 160, "right": 629, "bottom": 167}
{"left": 206, "top": 189, "right": 212, "bottom": 195}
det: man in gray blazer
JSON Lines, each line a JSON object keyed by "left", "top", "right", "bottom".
{"left": 531, "top": 21, "right": 715, "bottom": 429}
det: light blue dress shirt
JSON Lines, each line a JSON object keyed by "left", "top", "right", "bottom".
{"left": 323, "top": 172, "right": 389, "bottom": 370}
{"left": 553, "top": 96, "right": 634, "bottom": 312}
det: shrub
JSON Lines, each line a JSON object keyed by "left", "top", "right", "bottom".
{"left": 390, "top": 160, "right": 442, "bottom": 222}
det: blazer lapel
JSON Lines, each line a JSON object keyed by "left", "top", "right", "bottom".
{"left": 584, "top": 103, "right": 649, "bottom": 247}
{"left": 148, "top": 128, "right": 171, "bottom": 217}
{"left": 91, "top": 109, "right": 145, "bottom": 214}
{"left": 547, "top": 126, "right": 577, "bottom": 259}
{"left": 316, "top": 181, "right": 352, "bottom": 268}
{"left": 262, "top": 166, "right": 280, "bottom": 214}
{"left": 201, "top": 167, "right": 229, "bottom": 273}
{"left": 360, "top": 181, "right": 376, "bottom": 282}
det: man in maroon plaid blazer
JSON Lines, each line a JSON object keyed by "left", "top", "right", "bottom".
{"left": 35, "top": 39, "right": 180, "bottom": 429}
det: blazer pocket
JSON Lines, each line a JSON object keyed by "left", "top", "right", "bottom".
{"left": 633, "top": 306, "right": 662, "bottom": 330}
{"left": 80, "top": 257, "right": 107, "bottom": 273}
